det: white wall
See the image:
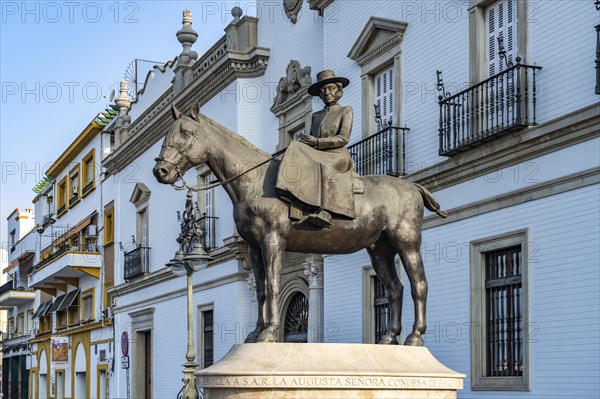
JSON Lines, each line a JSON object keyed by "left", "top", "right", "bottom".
{"left": 325, "top": 183, "right": 600, "bottom": 398}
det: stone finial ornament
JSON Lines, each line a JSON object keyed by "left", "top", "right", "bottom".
{"left": 115, "top": 80, "right": 132, "bottom": 111}
{"left": 176, "top": 9, "right": 198, "bottom": 66}
{"left": 231, "top": 6, "right": 242, "bottom": 23}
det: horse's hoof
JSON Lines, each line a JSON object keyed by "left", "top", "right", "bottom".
{"left": 404, "top": 332, "right": 424, "bottom": 346}
{"left": 244, "top": 332, "right": 258, "bottom": 343}
{"left": 244, "top": 326, "right": 264, "bottom": 343}
{"left": 256, "top": 330, "right": 278, "bottom": 343}
{"left": 378, "top": 334, "right": 399, "bottom": 345}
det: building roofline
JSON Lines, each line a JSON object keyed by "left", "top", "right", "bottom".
{"left": 46, "top": 120, "right": 102, "bottom": 177}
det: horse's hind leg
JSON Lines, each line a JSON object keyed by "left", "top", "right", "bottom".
{"left": 244, "top": 245, "right": 266, "bottom": 343}
{"left": 367, "top": 239, "right": 404, "bottom": 345}
{"left": 397, "top": 242, "right": 428, "bottom": 346}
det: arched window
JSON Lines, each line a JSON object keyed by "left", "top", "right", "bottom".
{"left": 283, "top": 292, "right": 308, "bottom": 343}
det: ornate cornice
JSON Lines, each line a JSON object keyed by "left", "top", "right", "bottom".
{"left": 307, "top": 0, "right": 335, "bottom": 16}
{"left": 348, "top": 17, "right": 408, "bottom": 67}
{"left": 103, "top": 31, "right": 269, "bottom": 174}
{"left": 355, "top": 34, "right": 402, "bottom": 67}
{"left": 271, "top": 60, "right": 312, "bottom": 112}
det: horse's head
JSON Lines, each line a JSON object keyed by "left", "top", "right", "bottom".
{"left": 153, "top": 103, "right": 208, "bottom": 184}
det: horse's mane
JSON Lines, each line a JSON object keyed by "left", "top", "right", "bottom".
{"left": 197, "top": 113, "right": 270, "bottom": 158}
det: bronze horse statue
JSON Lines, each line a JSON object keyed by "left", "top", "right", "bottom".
{"left": 153, "top": 104, "right": 447, "bottom": 346}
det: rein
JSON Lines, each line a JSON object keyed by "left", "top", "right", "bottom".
{"left": 156, "top": 147, "right": 287, "bottom": 192}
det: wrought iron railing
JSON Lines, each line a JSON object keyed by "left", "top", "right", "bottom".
{"left": 348, "top": 126, "right": 409, "bottom": 177}
{"left": 595, "top": 24, "right": 600, "bottom": 95}
{"left": 57, "top": 204, "right": 66, "bottom": 215}
{"left": 31, "top": 244, "right": 71, "bottom": 272}
{"left": 69, "top": 193, "right": 79, "bottom": 206}
{"left": 199, "top": 215, "right": 218, "bottom": 250}
{"left": 124, "top": 247, "right": 150, "bottom": 280}
{"left": 0, "top": 280, "right": 14, "bottom": 296}
{"left": 438, "top": 59, "right": 542, "bottom": 156}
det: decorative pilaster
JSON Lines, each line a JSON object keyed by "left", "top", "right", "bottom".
{"left": 303, "top": 254, "right": 324, "bottom": 343}
{"left": 114, "top": 80, "right": 132, "bottom": 144}
{"left": 174, "top": 9, "right": 199, "bottom": 94}
{"left": 246, "top": 274, "right": 258, "bottom": 321}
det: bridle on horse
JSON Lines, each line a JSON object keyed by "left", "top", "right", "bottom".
{"left": 155, "top": 142, "right": 287, "bottom": 193}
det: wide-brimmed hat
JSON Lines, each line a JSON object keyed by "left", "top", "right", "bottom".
{"left": 307, "top": 70, "right": 350, "bottom": 96}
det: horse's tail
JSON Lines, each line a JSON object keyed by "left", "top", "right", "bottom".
{"left": 414, "top": 183, "right": 448, "bottom": 218}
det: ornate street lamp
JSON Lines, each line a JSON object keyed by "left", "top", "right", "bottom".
{"left": 167, "top": 189, "right": 212, "bottom": 399}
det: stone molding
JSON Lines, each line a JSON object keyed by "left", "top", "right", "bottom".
{"left": 103, "top": 17, "right": 269, "bottom": 174}
{"left": 114, "top": 273, "right": 248, "bottom": 314}
{"left": 303, "top": 254, "right": 324, "bottom": 288}
{"left": 348, "top": 17, "right": 407, "bottom": 67}
{"left": 271, "top": 60, "right": 314, "bottom": 151}
{"left": 271, "top": 60, "right": 312, "bottom": 109}
{"left": 110, "top": 236, "right": 250, "bottom": 299}
{"left": 307, "top": 0, "right": 335, "bottom": 16}
{"left": 409, "top": 103, "right": 600, "bottom": 191}
{"left": 423, "top": 167, "right": 600, "bottom": 229}
{"left": 198, "top": 344, "right": 465, "bottom": 397}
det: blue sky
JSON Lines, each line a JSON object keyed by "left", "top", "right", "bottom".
{"left": 0, "top": 1, "right": 256, "bottom": 243}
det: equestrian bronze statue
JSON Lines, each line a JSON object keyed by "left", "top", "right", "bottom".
{"left": 153, "top": 78, "right": 447, "bottom": 347}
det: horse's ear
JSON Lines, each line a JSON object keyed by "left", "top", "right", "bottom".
{"left": 190, "top": 101, "right": 200, "bottom": 120}
{"left": 171, "top": 104, "right": 182, "bottom": 120}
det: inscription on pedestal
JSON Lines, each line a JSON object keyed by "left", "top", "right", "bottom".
{"left": 201, "top": 376, "right": 463, "bottom": 390}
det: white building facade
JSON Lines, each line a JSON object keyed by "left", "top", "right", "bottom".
{"left": 99, "top": 1, "right": 598, "bottom": 398}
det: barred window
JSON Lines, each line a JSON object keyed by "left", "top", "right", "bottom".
{"left": 373, "top": 276, "right": 389, "bottom": 344}
{"left": 485, "top": 245, "right": 523, "bottom": 377}
{"left": 202, "top": 309, "right": 214, "bottom": 368}
{"left": 471, "top": 230, "right": 529, "bottom": 391}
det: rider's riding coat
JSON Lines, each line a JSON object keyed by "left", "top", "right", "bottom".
{"left": 275, "top": 104, "right": 356, "bottom": 219}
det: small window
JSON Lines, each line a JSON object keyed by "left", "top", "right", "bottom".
{"left": 201, "top": 308, "right": 214, "bottom": 368}
{"left": 81, "top": 289, "right": 95, "bottom": 322}
{"left": 82, "top": 149, "right": 96, "bottom": 196}
{"left": 9, "top": 229, "right": 16, "bottom": 251}
{"left": 69, "top": 164, "right": 80, "bottom": 207}
{"left": 104, "top": 208, "right": 114, "bottom": 246}
{"left": 56, "top": 177, "right": 68, "bottom": 216}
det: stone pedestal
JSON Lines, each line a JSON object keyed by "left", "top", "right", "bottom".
{"left": 197, "top": 343, "right": 465, "bottom": 398}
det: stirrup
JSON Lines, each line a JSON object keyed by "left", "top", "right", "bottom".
{"left": 306, "top": 209, "right": 333, "bottom": 228}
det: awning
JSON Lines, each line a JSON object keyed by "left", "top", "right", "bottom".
{"left": 57, "top": 289, "right": 80, "bottom": 311}
{"left": 52, "top": 211, "right": 97, "bottom": 248}
{"left": 47, "top": 294, "right": 66, "bottom": 313}
{"left": 32, "top": 300, "right": 53, "bottom": 319}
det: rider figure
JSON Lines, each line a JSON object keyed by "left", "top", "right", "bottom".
{"left": 276, "top": 70, "right": 359, "bottom": 228}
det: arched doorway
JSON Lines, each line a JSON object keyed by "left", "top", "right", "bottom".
{"left": 38, "top": 349, "right": 48, "bottom": 399}
{"left": 73, "top": 343, "right": 87, "bottom": 399}
{"left": 283, "top": 292, "right": 308, "bottom": 342}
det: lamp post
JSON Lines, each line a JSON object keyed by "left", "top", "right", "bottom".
{"left": 166, "top": 190, "right": 212, "bottom": 399}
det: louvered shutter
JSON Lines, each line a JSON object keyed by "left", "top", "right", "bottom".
{"left": 486, "top": 0, "right": 518, "bottom": 77}
{"left": 374, "top": 66, "right": 394, "bottom": 130}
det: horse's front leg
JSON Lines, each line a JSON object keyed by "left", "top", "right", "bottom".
{"left": 256, "top": 233, "right": 285, "bottom": 343}
{"left": 245, "top": 245, "right": 266, "bottom": 343}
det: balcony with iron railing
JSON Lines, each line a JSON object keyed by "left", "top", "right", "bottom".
{"left": 348, "top": 126, "right": 409, "bottom": 177}
{"left": 28, "top": 243, "right": 101, "bottom": 288}
{"left": 0, "top": 279, "right": 35, "bottom": 307}
{"left": 437, "top": 58, "right": 542, "bottom": 156}
{"left": 124, "top": 247, "right": 151, "bottom": 280}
